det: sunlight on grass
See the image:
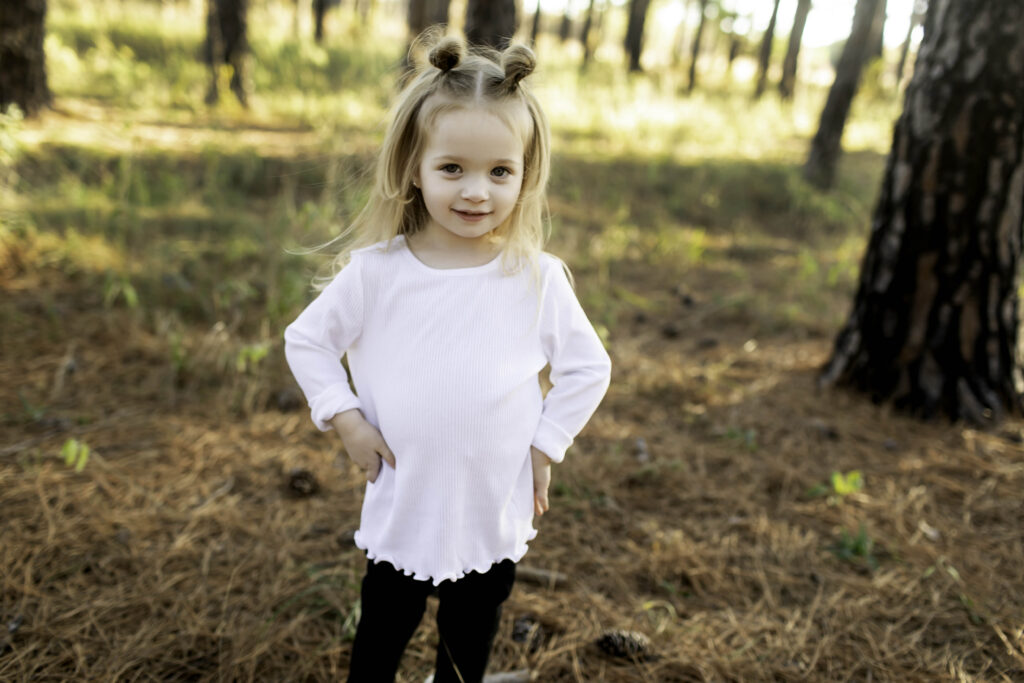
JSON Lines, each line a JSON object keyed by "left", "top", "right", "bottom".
{"left": 9, "top": 0, "right": 897, "bottom": 347}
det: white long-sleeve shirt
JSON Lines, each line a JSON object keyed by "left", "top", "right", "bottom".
{"left": 284, "top": 237, "right": 611, "bottom": 584}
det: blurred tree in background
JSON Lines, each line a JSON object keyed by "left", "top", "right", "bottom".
{"left": 623, "top": 0, "right": 651, "bottom": 72}
{"left": 204, "top": 0, "right": 252, "bottom": 106}
{"left": 821, "top": 0, "right": 1024, "bottom": 424}
{"left": 685, "top": 0, "right": 708, "bottom": 93}
{"left": 778, "top": 0, "right": 811, "bottom": 100}
{"left": 464, "top": 0, "right": 516, "bottom": 50}
{"left": 0, "top": 0, "right": 51, "bottom": 117}
{"left": 752, "top": 0, "right": 780, "bottom": 98}
{"left": 804, "top": 0, "right": 882, "bottom": 189}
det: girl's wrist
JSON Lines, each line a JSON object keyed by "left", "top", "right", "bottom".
{"left": 330, "top": 409, "right": 365, "bottom": 436}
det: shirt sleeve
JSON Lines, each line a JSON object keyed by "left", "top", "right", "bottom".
{"left": 532, "top": 258, "right": 612, "bottom": 463}
{"left": 283, "top": 257, "right": 365, "bottom": 431}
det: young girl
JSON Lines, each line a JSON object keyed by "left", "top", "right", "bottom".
{"left": 284, "top": 35, "right": 611, "bottom": 683}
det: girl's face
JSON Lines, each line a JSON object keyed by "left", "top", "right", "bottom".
{"left": 414, "top": 106, "right": 526, "bottom": 251}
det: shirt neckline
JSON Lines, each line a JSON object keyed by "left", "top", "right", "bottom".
{"left": 396, "top": 235, "right": 503, "bottom": 276}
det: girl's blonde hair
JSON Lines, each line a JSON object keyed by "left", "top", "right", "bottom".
{"left": 321, "top": 32, "right": 551, "bottom": 282}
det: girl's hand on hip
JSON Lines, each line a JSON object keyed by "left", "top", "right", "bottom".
{"left": 329, "top": 409, "right": 395, "bottom": 483}
{"left": 531, "top": 447, "right": 552, "bottom": 516}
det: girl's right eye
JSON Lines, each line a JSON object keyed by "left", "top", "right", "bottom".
{"left": 440, "top": 164, "right": 460, "bottom": 174}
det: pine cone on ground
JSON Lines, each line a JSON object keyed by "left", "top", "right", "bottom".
{"left": 595, "top": 629, "right": 651, "bottom": 660}
{"left": 287, "top": 468, "right": 320, "bottom": 497}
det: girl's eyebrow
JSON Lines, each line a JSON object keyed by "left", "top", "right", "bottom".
{"left": 430, "top": 154, "right": 522, "bottom": 166}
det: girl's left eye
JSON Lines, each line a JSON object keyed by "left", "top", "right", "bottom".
{"left": 491, "top": 167, "right": 512, "bottom": 178}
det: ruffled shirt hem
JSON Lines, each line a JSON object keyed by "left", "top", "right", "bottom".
{"left": 352, "top": 528, "right": 539, "bottom": 586}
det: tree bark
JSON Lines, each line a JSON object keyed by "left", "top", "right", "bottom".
{"left": 821, "top": 0, "right": 1024, "bottom": 424}
{"left": 0, "top": 0, "right": 51, "bottom": 117}
{"left": 803, "top": 0, "right": 880, "bottom": 189}
{"left": 623, "top": 0, "right": 651, "bottom": 73}
{"left": 465, "top": 0, "right": 516, "bottom": 51}
{"left": 753, "top": 0, "right": 782, "bottom": 99}
{"left": 778, "top": 0, "right": 811, "bottom": 100}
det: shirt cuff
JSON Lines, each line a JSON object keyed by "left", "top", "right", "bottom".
{"left": 309, "top": 382, "right": 362, "bottom": 432}
{"left": 531, "top": 416, "right": 573, "bottom": 463}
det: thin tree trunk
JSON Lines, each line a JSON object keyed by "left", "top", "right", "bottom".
{"left": 624, "top": 0, "right": 651, "bottom": 73}
{"left": 0, "top": 0, "right": 51, "bottom": 117}
{"left": 204, "top": 0, "right": 251, "bottom": 106}
{"left": 821, "top": 0, "right": 1024, "bottom": 424}
{"left": 530, "top": 0, "right": 541, "bottom": 45}
{"left": 686, "top": 0, "right": 708, "bottom": 93}
{"left": 558, "top": 9, "right": 571, "bottom": 42}
{"left": 313, "top": 0, "right": 327, "bottom": 43}
{"left": 580, "top": 0, "right": 597, "bottom": 69}
{"left": 803, "top": 0, "right": 880, "bottom": 189}
{"left": 753, "top": 0, "right": 782, "bottom": 99}
{"left": 778, "top": 0, "right": 811, "bottom": 100}
{"left": 465, "top": 0, "right": 516, "bottom": 51}
{"left": 868, "top": 0, "right": 887, "bottom": 60}
{"left": 894, "top": 0, "right": 925, "bottom": 86}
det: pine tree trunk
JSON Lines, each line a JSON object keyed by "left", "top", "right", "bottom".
{"left": 803, "top": 0, "right": 880, "bottom": 189}
{"left": 623, "top": 0, "right": 650, "bottom": 73}
{"left": 686, "top": 0, "right": 708, "bottom": 93}
{"left": 464, "top": 0, "right": 516, "bottom": 51}
{"left": 0, "top": 0, "right": 51, "bottom": 117}
{"left": 753, "top": 0, "right": 781, "bottom": 99}
{"left": 778, "top": 0, "right": 811, "bottom": 100}
{"left": 821, "top": 0, "right": 1024, "bottom": 424}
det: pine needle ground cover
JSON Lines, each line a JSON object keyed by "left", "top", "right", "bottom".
{"left": 1, "top": 3, "right": 1022, "bottom": 681}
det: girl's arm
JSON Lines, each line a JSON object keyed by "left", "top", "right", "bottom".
{"left": 532, "top": 258, "right": 612, "bottom": 464}
{"left": 283, "top": 257, "right": 365, "bottom": 431}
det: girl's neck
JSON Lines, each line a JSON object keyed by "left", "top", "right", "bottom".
{"left": 405, "top": 228, "right": 502, "bottom": 270}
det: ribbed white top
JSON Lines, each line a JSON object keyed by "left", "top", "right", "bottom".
{"left": 284, "top": 237, "right": 611, "bottom": 584}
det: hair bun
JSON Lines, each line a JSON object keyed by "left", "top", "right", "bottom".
{"left": 500, "top": 44, "right": 536, "bottom": 91}
{"left": 429, "top": 37, "right": 464, "bottom": 72}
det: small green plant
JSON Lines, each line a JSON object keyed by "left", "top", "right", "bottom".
{"left": 60, "top": 438, "right": 91, "bottom": 472}
{"left": 235, "top": 342, "right": 270, "bottom": 374}
{"left": 827, "top": 523, "right": 879, "bottom": 571}
{"left": 103, "top": 271, "right": 140, "bottom": 309}
{"left": 807, "top": 469, "right": 864, "bottom": 503}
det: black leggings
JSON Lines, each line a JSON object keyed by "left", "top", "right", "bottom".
{"left": 346, "top": 558, "right": 516, "bottom": 683}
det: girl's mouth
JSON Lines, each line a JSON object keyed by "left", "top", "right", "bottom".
{"left": 453, "top": 209, "right": 490, "bottom": 222}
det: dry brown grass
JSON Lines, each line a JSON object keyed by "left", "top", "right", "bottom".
{"left": 3, "top": 260, "right": 1023, "bottom": 682}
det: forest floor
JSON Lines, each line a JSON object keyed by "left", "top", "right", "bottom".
{"left": 2, "top": 5, "right": 1024, "bottom": 681}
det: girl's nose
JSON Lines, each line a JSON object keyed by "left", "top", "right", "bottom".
{"left": 460, "top": 176, "right": 489, "bottom": 201}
